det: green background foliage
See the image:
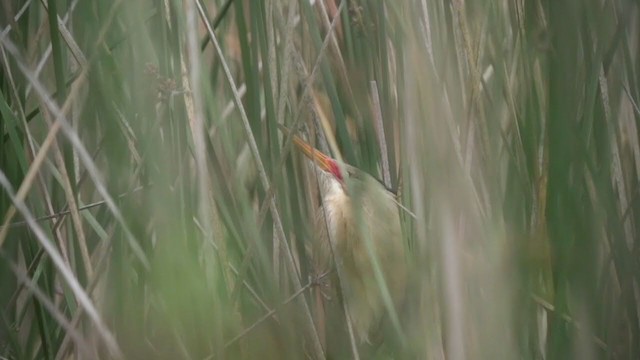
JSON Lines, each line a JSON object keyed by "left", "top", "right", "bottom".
{"left": 1, "top": 0, "right": 638, "bottom": 358}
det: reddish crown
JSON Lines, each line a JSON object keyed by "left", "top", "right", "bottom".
{"left": 327, "top": 159, "right": 344, "bottom": 182}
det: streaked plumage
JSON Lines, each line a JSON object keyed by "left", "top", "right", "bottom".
{"left": 313, "top": 169, "right": 406, "bottom": 344}
{"left": 288, "top": 130, "right": 407, "bottom": 355}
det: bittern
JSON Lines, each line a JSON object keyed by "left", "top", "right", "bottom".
{"left": 290, "top": 130, "right": 407, "bottom": 355}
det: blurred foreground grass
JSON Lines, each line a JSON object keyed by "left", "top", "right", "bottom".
{"left": 1, "top": 0, "right": 640, "bottom": 359}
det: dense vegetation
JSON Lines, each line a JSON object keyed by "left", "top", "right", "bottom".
{"left": 1, "top": 0, "right": 639, "bottom": 358}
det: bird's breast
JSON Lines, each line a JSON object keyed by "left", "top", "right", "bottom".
{"left": 315, "top": 177, "right": 406, "bottom": 343}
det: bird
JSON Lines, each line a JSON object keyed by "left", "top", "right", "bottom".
{"left": 286, "top": 128, "right": 407, "bottom": 357}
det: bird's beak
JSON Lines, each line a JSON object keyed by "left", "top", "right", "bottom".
{"left": 279, "top": 125, "right": 342, "bottom": 180}
{"left": 292, "top": 136, "right": 334, "bottom": 172}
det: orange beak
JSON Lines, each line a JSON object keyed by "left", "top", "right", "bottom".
{"left": 280, "top": 125, "right": 343, "bottom": 181}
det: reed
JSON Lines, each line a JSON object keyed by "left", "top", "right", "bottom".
{"left": 0, "top": 0, "right": 638, "bottom": 358}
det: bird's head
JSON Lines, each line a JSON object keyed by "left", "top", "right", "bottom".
{"left": 284, "top": 125, "right": 397, "bottom": 206}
